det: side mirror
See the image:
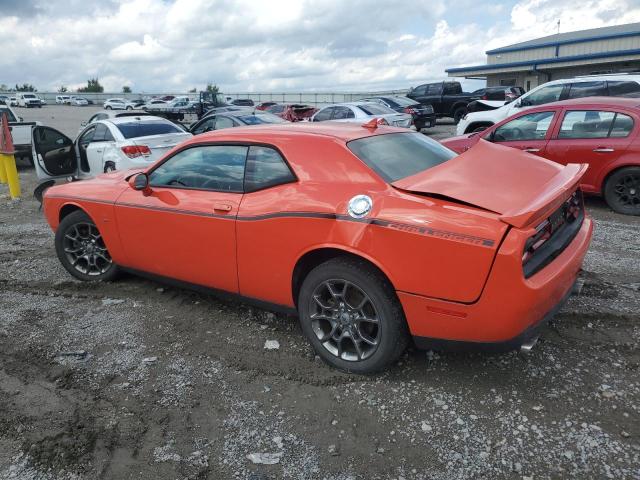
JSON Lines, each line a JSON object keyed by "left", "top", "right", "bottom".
{"left": 129, "top": 173, "right": 151, "bottom": 195}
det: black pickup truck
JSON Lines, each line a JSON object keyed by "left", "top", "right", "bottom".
{"left": 406, "top": 81, "right": 480, "bottom": 124}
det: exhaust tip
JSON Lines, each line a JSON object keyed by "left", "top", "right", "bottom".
{"left": 519, "top": 336, "right": 539, "bottom": 354}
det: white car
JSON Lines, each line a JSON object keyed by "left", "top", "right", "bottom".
{"left": 311, "top": 102, "right": 414, "bottom": 128}
{"left": 56, "top": 95, "right": 71, "bottom": 104}
{"left": 457, "top": 74, "right": 640, "bottom": 135}
{"left": 142, "top": 99, "right": 168, "bottom": 110}
{"left": 31, "top": 116, "right": 192, "bottom": 180}
{"left": 70, "top": 97, "right": 89, "bottom": 106}
{"left": 17, "top": 93, "right": 42, "bottom": 108}
{"left": 0, "top": 104, "right": 41, "bottom": 161}
{"left": 9, "top": 97, "right": 18, "bottom": 106}
{"left": 103, "top": 98, "right": 136, "bottom": 110}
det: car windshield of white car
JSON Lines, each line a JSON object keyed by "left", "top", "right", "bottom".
{"left": 0, "top": 108, "right": 17, "bottom": 122}
{"left": 357, "top": 104, "right": 396, "bottom": 115}
{"left": 347, "top": 132, "right": 456, "bottom": 183}
{"left": 236, "top": 114, "right": 287, "bottom": 125}
{"left": 116, "top": 121, "right": 183, "bottom": 139}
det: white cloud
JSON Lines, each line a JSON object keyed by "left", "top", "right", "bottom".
{"left": 0, "top": 0, "right": 639, "bottom": 93}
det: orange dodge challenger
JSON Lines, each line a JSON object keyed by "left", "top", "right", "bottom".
{"left": 40, "top": 122, "right": 593, "bottom": 373}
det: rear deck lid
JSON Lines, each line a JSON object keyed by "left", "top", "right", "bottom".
{"left": 392, "top": 140, "right": 588, "bottom": 228}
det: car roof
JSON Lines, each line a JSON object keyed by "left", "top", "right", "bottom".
{"left": 190, "top": 121, "right": 407, "bottom": 143}
{"left": 528, "top": 96, "right": 640, "bottom": 110}
{"left": 107, "top": 115, "right": 172, "bottom": 124}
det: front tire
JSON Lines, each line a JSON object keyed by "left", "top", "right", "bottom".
{"left": 298, "top": 257, "right": 409, "bottom": 373}
{"left": 603, "top": 167, "right": 640, "bottom": 215}
{"left": 55, "top": 210, "right": 120, "bottom": 281}
{"left": 453, "top": 107, "right": 467, "bottom": 124}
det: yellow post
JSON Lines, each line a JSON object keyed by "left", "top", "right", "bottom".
{"left": 0, "top": 152, "right": 7, "bottom": 184}
{"left": 2, "top": 153, "right": 21, "bottom": 199}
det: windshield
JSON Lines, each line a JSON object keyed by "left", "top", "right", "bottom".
{"left": 116, "top": 120, "right": 183, "bottom": 139}
{"left": 347, "top": 132, "right": 456, "bottom": 182}
{"left": 0, "top": 107, "right": 17, "bottom": 122}
{"left": 357, "top": 103, "right": 396, "bottom": 115}
{"left": 24, "top": 94, "right": 36, "bottom": 98}
{"left": 236, "top": 114, "right": 287, "bottom": 125}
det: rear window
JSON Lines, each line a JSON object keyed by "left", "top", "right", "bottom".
{"left": 236, "top": 114, "right": 287, "bottom": 125}
{"left": 116, "top": 121, "right": 182, "bottom": 139}
{"left": 357, "top": 104, "right": 396, "bottom": 115}
{"left": 347, "top": 133, "right": 457, "bottom": 182}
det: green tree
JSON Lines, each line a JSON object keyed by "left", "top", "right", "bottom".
{"left": 122, "top": 85, "right": 132, "bottom": 93}
{"left": 77, "top": 78, "right": 104, "bottom": 93}
{"left": 58, "top": 85, "right": 68, "bottom": 93}
{"left": 188, "top": 87, "right": 197, "bottom": 93}
{"left": 205, "top": 83, "right": 219, "bottom": 94}
{"left": 15, "top": 83, "right": 37, "bottom": 92}
{"left": 0, "top": 84, "right": 8, "bottom": 92}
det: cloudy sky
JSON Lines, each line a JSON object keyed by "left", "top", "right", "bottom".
{"left": 1, "top": 0, "right": 639, "bottom": 94}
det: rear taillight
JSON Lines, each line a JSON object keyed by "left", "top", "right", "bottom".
{"left": 522, "top": 220, "right": 552, "bottom": 264}
{"left": 481, "top": 95, "right": 488, "bottom": 100}
{"left": 403, "top": 107, "right": 416, "bottom": 114}
{"left": 121, "top": 145, "right": 151, "bottom": 158}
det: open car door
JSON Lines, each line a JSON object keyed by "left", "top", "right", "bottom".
{"left": 32, "top": 126, "right": 78, "bottom": 180}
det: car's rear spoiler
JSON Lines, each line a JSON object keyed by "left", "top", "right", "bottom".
{"left": 499, "top": 163, "right": 589, "bottom": 229}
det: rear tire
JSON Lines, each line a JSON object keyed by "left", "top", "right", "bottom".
{"left": 603, "top": 167, "right": 640, "bottom": 215}
{"left": 55, "top": 210, "right": 120, "bottom": 282}
{"left": 298, "top": 257, "right": 409, "bottom": 373}
{"left": 453, "top": 107, "right": 467, "bottom": 124}
{"left": 104, "top": 161, "right": 116, "bottom": 173}
{"left": 105, "top": 106, "right": 112, "bottom": 110}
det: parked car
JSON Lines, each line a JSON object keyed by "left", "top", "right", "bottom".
{"left": 1, "top": 104, "right": 41, "bottom": 162}
{"left": 256, "top": 101, "right": 278, "bottom": 110}
{"left": 38, "top": 122, "right": 592, "bottom": 372}
{"left": 130, "top": 99, "right": 146, "bottom": 108}
{"left": 265, "top": 103, "right": 318, "bottom": 122}
{"left": 32, "top": 116, "right": 192, "bottom": 177}
{"left": 188, "top": 110, "right": 287, "bottom": 134}
{"left": 56, "top": 95, "right": 71, "bottom": 104}
{"left": 457, "top": 74, "right": 640, "bottom": 135}
{"left": 441, "top": 97, "right": 640, "bottom": 215}
{"left": 142, "top": 99, "right": 168, "bottom": 110}
{"left": 17, "top": 93, "right": 42, "bottom": 108}
{"left": 103, "top": 98, "right": 136, "bottom": 110}
{"left": 80, "top": 110, "right": 153, "bottom": 130}
{"left": 231, "top": 98, "right": 255, "bottom": 106}
{"left": 70, "top": 97, "right": 89, "bottom": 106}
{"left": 0, "top": 95, "right": 10, "bottom": 105}
{"left": 9, "top": 97, "right": 18, "bottom": 106}
{"left": 159, "top": 95, "right": 176, "bottom": 102}
{"left": 311, "top": 102, "right": 413, "bottom": 128}
{"left": 407, "top": 81, "right": 480, "bottom": 123}
{"left": 361, "top": 96, "right": 436, "bottom": 130}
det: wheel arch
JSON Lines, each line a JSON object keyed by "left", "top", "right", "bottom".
{"left": 291, "top": 246, "right": 396, "bottom": 308}
{"left": 59, "top": 202, "right": 88, "bottom": 223}
{"left": 600, "top": 162, "right": 640, "bottom": 196}
{"left": 464, "top": 121, "right": 494, "bottom": 134}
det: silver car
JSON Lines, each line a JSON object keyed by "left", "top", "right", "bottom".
{"left": 311, "top": 102, "right": 413, "bottom": 128}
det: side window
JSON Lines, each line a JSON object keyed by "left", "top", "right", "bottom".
{"left": 192, "top": 117, "right": 215, "bottom": 134}
{"left": 244, "top": 146, "right": 296, "bottom": 192}
{"left": 270, "top": 105, "right": 285, "bottom": 114}
{"left": 493, "top": 111, "right": 555, "bottom": 142}
{"left": 313, "top": 107, "right": 333, "bottom": 122}
{"left": 332, "top": 107, "right": 354, "bottom": 119}
{"left": 427, "top": 83, "right": 443, "bottom": 94}
{"left": 608, "top": 81, "right": 640, "bottom": 96}
{"left": 215, "top": 116, "right": 235, "bottom": 130}
{"left": 559, "top": 111, "right": 615, "bottom": 139}
{"left": 92, "top": 123, "right": 115, "bottom": 142}
{"left": 567, "top": 82, "right": 607, "bottom": 99}
{"left": 412, "top": 85, "right": 427, "bottom": 96}
{"left": 149, "top": 145, "right": 248, "bottom": 192}
{"left": 610, "top": 113, "right": 634, "bottom": 137}
{"left": 78, "top": 126, "right": 96, "bottom": 146}
{"left": 522, "top": 84, "right": 565, "bottom": 106}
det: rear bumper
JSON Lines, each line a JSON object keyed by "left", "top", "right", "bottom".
{"left": 399, "top": 216, "right": 593, "bottom": 350}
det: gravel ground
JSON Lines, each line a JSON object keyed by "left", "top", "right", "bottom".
{"left": 0, "top": 107, "right": 639, "bottom": 479}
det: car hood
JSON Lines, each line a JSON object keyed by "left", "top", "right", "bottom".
{"left": 392, "top": 140, "right": 588, "bottom": 228}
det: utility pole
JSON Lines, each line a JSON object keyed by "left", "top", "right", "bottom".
{"left": 557, "top": 19, "right": 561, "bottom": 35}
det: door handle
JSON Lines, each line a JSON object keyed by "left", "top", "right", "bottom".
{"left": 95, "top": 149, "right": 103, "bottom": 153}
{"left": 524, "top": 148, "right": 540, "bottom": 153}
{"left": 213, "top": 203, "right": 232, "bottom": 212}
{"left": 593, "top": 147, "right": 614, "bottom": 153}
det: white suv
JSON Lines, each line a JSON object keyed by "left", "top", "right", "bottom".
{"left": 456, "top": 74, "right": 640, "bottom": 135}
{"left": 17, "top": 93, "right": 42, "bottom": 108}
